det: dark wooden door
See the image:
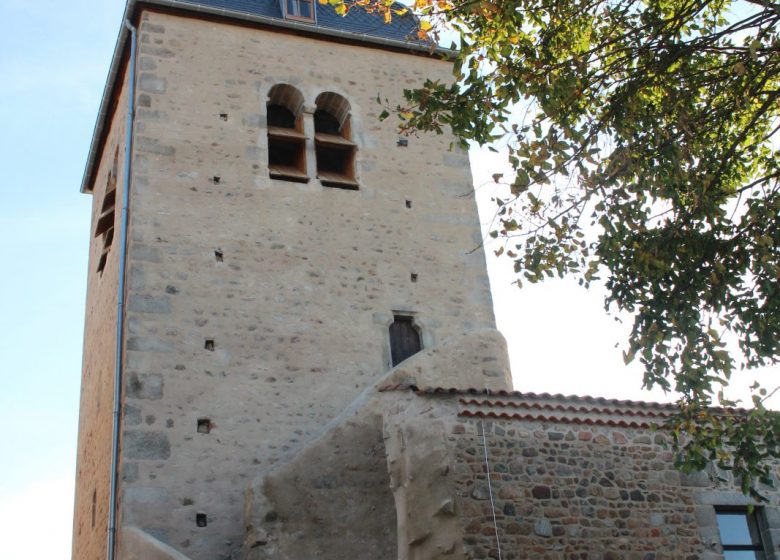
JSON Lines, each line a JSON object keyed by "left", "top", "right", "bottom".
{"left": 390, "top": 316, "right": 421, "bottom": 366}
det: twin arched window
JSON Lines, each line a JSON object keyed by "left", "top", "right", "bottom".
{"left": 267, "top": 85, "right": 357, "bottom": 189}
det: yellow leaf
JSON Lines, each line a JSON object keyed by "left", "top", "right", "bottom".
{"left": 420, "top": 20, "right": 432, "bottom": 31}
{"left": 384, "top": 11, "right": 392, "bottom": 23}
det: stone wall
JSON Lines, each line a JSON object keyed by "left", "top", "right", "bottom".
{"left": 451, "top": 416, "right": 780, "bottom": 560}
{"left": 379, "top": 388, "right": 780, "bottom": 560}
{"left": 243, "top": 407, "right": 397, "bottom": 560}
{"left": 114, "top": 9, "right": 497, "bottom": 559}
{"left": 454, "top": 418, "right": 703, "bottom": 559}
{"left": 72, "top": 65, "right": 131, "bottom": 560}
{"left": 239, "top": 329, "right": 511, "bottom": 560}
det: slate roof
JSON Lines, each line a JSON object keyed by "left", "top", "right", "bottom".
{"left": 173, "top": 0, "right": 423, "bottom": 42}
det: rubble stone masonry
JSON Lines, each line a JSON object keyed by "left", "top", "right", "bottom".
{"left": 108, "top": 9, "right": 496, "bottom": 559}
{"left": 452, "top": 417, "right": 780, "bottom": 560}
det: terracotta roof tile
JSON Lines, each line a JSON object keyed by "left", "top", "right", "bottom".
{"left": 458, "top": 398, "right": 671, "bottom": 419}
{"left": 458, "top": 409, "right": 653, "bottom": 429}
{"left": 377, "top": 384, "right": 748, "bottom": 427}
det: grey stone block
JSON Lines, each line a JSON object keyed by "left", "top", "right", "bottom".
{"left": 126, "top": 337, "right": 173, "bottom": 353}
{"left": 137, "top": 109, "right": 168, "bottom": 122}
{"left": 139, "top": 73, "right": 168, "bottom": 93}
{"left": 140, "top": 46, "right": 175, "bottom": 58}
{"left": 141, "top": 22, "right": 165, "bottom": 33}
{"left": 534, "top": 518, "right": 552, "bottom": 537}
{"left": 680, "top": 470, "right": 710, "bottom": 487}
{"left": 124, "top": 487, "right": 170, "bottom": 506}
{"left": 695, "top": 505, "right": 717, "bottom": 527}
{"left": 126, "top": 372, "right": 164, "bottom": 400}
{"left": 136, "top": 136, "right": 175, "bottom": 156}
{"left": 128, "top": 265, "right": 145, "bottom": 290}
{"left": 130, "top": 244, "right": 162, "bottom": 263}
{"left": 443, "top": 152, "right": 469, "bottom": 167}
{"left": 245, "top": 146, "right": 262, "bottom": 161}
{"left": 123, "top": 462, "right": 139, "bottom": 482}
{"left": 470, "top": 482, "right": 491, "bottom": 500}
{"left": 139, "top": 57, "right": 157, "bottom": 71}
{"left": 129, "top": 294, "right": 171, "bottom": 314}
{"left": 695, "top": 491, "right": 752, "bottom": 506}
{"left": 243, "top": 114, "right": 263, "bottom": 128}
{"left": 124, "top": 404, "right": 143, "bottom": 426}
{"left": 123, "top": 431, "right": 171, "bottom": 460}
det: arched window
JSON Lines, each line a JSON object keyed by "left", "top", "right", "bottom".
{"left": 389, "top": 315, "right": 421, "bottom": 367}
{"left": 267, "top": 84, "right": 307, "bottom": 183}
{"left": 314, "top": 92, "right": 357, "bottom": 189}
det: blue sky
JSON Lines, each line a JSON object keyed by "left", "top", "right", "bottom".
{"left": 0, "top": 0, "right": 124, "bottom": 556}
{"left": 0, "top": 0, "right": 776, "bottom": 558}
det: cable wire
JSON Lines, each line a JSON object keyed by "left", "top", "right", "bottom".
{"left": 480, "top": 421, "right": 503, "bottom": 560}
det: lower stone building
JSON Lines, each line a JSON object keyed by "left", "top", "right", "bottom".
{"left": 118, "top": 330, "right": 780, "bottom": 560}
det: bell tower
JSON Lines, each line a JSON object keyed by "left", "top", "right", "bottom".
{"left": 72, "top": 1, "right": 509, "bottom": 558}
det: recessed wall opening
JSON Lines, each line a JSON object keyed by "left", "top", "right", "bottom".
{"left": 214, "top": 249, "right": 223, "bottom": 262}
{"left": 97, "top": 253, "right": 108, "bottom": 274}
{"left": 410, "top": 273, "right": 418, "bottom": 283}
{"left": 219, "top": 113, "right": 228, "bottom": 121}
{"left": 314, "top": 92, "right": 357, "bottom": 189}
{"left": 269, "top": 139, "right": 306, "bottom": 176}
{"left": 196, "top": 513, "right": 208, "bottom": 527}
{"left": 91, "top": 489, "right": 97, "bottom": 528}
{"left": 197, "top": 418, "right": 212, "bottom": 434}
{"left": 204, "top": 339, "right": 215, "bottom": 351}
{"left": 101, "top": 189, "right": 116, "bottom": 213}
{"left": 389, "top": 315, "right": 422, "bottom": 367}
{"left": 268, "top": 104, "right": 298, "bottom": 128}
{"left": 95, "top": 147, "right": 119, "bottom": 275}
{"left": 267, "top": 84, "right": 308, "bottom": 183}
{"left": 397, "top": 137, "right": 408, "bottom": 147}
{"left": 405, "top": 200, "right": 412, "bottom": 209}
{"left": 211, "top": 176, "right": 220, "bottom": 184}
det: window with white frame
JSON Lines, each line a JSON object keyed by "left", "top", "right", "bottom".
{"left": 283, "top": 0, "right": 314, "bottom": 22}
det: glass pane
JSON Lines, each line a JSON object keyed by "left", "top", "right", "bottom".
{"left": 286, "top": 0, "right": 296, "bottom": 16}
{"left": 717, "top": 512, "right": 754, "bottom": 545}
{"left": 299, "top": 0, "right": 312, "bottom": 18}
{"left": 723, "top": 551, "right": 760, "bottom": 560}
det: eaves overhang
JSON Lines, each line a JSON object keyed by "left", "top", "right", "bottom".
{"left": 79, "top": 0, "right": 454, "bottom": 194}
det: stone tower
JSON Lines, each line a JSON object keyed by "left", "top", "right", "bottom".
{"left": 72, "top": 1, "right": 511, "bottom": 559}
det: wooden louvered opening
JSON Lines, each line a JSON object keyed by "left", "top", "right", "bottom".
{"left": 314, "top": 93, "right": 357, "bottom": 189}
{"left": 267, "top": 104, "right": 307, "bottom": 182}
{"left": 389, "top": 315, "right": 421, "bottom": 367}
{"left": 96, "top": 149, "right": 119, "bottom": 275}
{"left": 267, "top": 85, "right": 308, "bottom": 183}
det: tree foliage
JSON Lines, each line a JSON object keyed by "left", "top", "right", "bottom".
{"left": 336, "top": 0, "right": 780, "bottom": 494}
